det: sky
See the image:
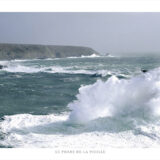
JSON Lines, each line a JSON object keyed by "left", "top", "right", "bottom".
{"left": 0, "top": 12, "right": 160, "bottom": 55}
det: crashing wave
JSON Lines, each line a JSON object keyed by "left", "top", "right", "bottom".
{"left": 68, "top": 67, "right": 160, "bottom": 123}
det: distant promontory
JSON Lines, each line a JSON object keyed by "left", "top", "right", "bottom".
{"left": 0, "top": 43, "right": 99, "bottom": 60}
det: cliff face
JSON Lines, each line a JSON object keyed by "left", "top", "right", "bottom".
{"left": 0, "top": 44, "right": 99, "bottom": 60}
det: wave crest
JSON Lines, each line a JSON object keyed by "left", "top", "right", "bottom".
{"left": 68, "top": 68, "right": 160, "bottom": 123}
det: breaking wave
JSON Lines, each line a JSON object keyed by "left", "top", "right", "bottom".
{"left": 68, "top": 67, "right": 160, "bottom": 123}
{"left": 80, "top": 53, "right": 100, "bottom": 58}
{"left": 0, "top": 62, "right": 114, "bottom": 77}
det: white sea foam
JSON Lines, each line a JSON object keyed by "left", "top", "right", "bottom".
{"left": 0, "top": 114, "right": 68, "bottom": 132}
{"left": 2, "top": 64, "right": 46, "bottom": 73}
{"left": 2, "top": 130, "right": 160, "bottom": 148}
{"left": 68, "top": 67, "right": 160, "bottom": 123}
{"left": 1, "top": 113, "right": 160, "bottom": 148}
{"left": 0, "top": 62, "right": 113, "bottom": 77}
{"left": 81, "top": 53, "right": 100, "bottom": 58}
{"left": 0, "top": 60, "right": 9, "bottom": 66}
{"left": 66, "top": 53, "right": 101, "bottom": 59}
{"left": 47, "top": 66, "right": 112, "bottom": 77}
{"left": 0, "top": 58, "right": 125, "bottom": 77}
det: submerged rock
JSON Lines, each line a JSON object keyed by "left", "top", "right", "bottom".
{"left": 90, "top": 73, "right": 102, "bottom": 78}
{"left": 0, "top": 65, "right": 4, "bottom": 69}
{"left": 141, "top": 69, "right": 148, "bottom": 73}
{"left": 0, "top": 65, "right": 7, "bottom": 69}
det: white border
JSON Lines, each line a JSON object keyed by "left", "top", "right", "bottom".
{"left": 0, "top": 0, "right": 160, "bottom": 12}
{"left": 0, "top": 0, "right": 160, "bottom": 160}
{"left": 0, "top": 148, "right": 160, "bottom": 160}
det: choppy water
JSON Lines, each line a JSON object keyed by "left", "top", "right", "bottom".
{"left": 1, "top": 55, "right": 160, "bottom": 148}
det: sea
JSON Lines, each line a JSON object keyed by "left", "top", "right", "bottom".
{"left": 1, "top": 54, "right": 160, "bottom": 148}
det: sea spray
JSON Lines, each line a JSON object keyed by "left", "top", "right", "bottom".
{"left": 68, "top": 68, "right": 160, "bottom": 123}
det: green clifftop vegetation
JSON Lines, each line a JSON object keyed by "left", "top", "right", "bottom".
{"left": 0, "top": 43, "right": 99, "bottom": 60}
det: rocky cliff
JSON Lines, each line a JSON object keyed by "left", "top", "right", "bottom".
{"left": 0, "top": 43, "right": 99, "bottom": 60}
